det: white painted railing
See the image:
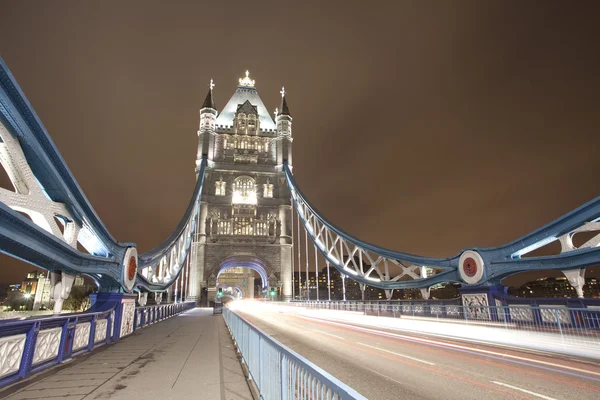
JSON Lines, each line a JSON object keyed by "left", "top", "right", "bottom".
{"left": 223, "top": 307, "right": 366, "bottom": 400}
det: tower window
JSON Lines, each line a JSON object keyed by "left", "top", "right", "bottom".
{"left": 232, "top": 176, "right": 257, "bottom": 205}
{"left": 263, "top": 180, "right": 274, "bottom": 198}
{"left": 215, "top": 178, "right": 226, "bottom": 196}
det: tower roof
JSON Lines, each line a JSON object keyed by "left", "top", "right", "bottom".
{"left": 279, "top": 96, "right": 291, "bottom": 117}
{"left": 201, "top": 79, "right": 216, "bottom": 109}
{"left": 215, "top": 71, "right": 276, "bottom": 131}
{"left": 278, "top": 87, "right": 291, "bottom": 117}
{"left": 236, "top": 100, "right": 258, "bottom": 115}
{"left": 201, "top": 88, "right": 215, "bottom": 109}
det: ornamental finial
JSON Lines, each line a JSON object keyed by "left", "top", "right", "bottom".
{"left": 209, "top": 79, "right": 215, "bottom": 91}
{"left": 274, "top": 107, "right": 278, "bottom": 118}
{"left": 280, "top": 86, "right": 286, "bottom": 98}
{"left": 239, "top": 70, "right": 255, "bottom": 87}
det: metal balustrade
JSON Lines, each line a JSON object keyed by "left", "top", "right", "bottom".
{"left": 212, "top": 217, "right": 275, "bottom": 237}
{"left": 223, "top": 307, "right": 366, "bottom": 400}
{"left": 0, "top": 302, "right": 195, "bottom": 388}
{"left": 287, "top": 301, "right": 600, "bottom": 348}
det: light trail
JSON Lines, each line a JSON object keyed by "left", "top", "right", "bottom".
{"left": 356, "top": 342, "right": 436, "bottom": 365}
{"left": 232, "top": 302, "right": 600, "bottom": 399}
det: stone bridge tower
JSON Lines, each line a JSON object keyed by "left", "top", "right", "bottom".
{"left": 188, "top": 72, "right": 293, "bottom": 304}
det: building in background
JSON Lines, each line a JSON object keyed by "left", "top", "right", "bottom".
{"left": 2, "top": 271, "right": 88, "bottom": 311}
{"left": 292, "top": 268, "right": 460, "bottom": 301}
{"left": 514, "top": 277, "right": 600, "bottom": 298}
{"left": 20, "top": 271, "right": 51, "bottom": 310}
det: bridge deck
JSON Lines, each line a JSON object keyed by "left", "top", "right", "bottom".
{"left": 0, "top": 308, "right": 252, "bottom": 400}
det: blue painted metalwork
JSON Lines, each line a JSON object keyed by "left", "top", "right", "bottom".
{"left": 2, "top": 51, "right": 600, "bottom": 293}
{"left": 0, "top": 300, "right": 194, "bottom": 388}
{"left": 284, "top": 161, "right": 600, "bottom": 289}
{"left": 0, "top": 57, "right": 207, "bottom": 293}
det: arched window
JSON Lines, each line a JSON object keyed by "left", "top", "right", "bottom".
{"left": 247, "top": 114, "right": 258, "bottom": 134}
{"left": 263, "top": 179, "right": 274, "bottom": 198}
{"left": 215, "top": 177, "right": 226, "bottom": 196}
{"left": 232, "top": 176, "right": 257, "bottom": 205}
{"left": 236, "top": 113, "right": 247, "bottom": 133}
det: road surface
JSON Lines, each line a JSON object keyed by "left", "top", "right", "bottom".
{"left": 233, "top": 303, "right": 600, "bottom": 400}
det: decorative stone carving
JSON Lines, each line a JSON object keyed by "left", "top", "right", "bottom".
{"left": 509, "top": 306, "right": 534, "bottom": 322}
{"left": 32, "top": 327, "right": 61, "bottom": 365}
{"left": 540, "top": 306, "right": 571, "bottom": 325}
{"left": 0, "top": 334, "right": 26, "bottom": 378}
{"left": 122, "top": 247, "right": 138, "bottom": 292}
{"left": 446, "top": 305, "right": 460, "bottom": 317}
{"left": 73, "top": 322, "right": 91, "bottom": 351}
{"left": 94, "top": 319, "right": 108, "bottom": 343}
{"left": 462, "top": 294, "right": 490, "bottom": 320}
{"left": 458, "top": 250, "right": 485, "bottom": 285}
{"left": 120, "top": 300, "right": 136, "bottom": 338}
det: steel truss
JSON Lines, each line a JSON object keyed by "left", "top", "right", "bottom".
{"left": 284, "top": 162, "right": 600, "bottom": 290}
{"left": 0, "top": 57, "right": 205, "bottom": 301}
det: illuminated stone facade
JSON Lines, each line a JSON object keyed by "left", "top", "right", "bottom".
{"left": 189, "top": 72, "right": 293, "bottom": 304}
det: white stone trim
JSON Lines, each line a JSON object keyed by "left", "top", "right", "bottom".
{"left": 73, "top": 322, "right": 91, "bottom": 351}
{"left": 94, "top": 319, "right": 108, "bottom": 343}
{"left": 120, "top": 301, "right": 136, "bottom": 338}
{"left": 0, "top": 334, "right": 26, "bottom": 378}
{"left": 32, "top": 327, "right": 61, "bottom": 365}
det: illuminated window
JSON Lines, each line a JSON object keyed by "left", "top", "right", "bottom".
{"left": 247, "top": 114, "right": 258, "bottom": 134}
{"left": 215, "top": 177, "right": 226, "bottom": 196}
{"left": 236, "top": 113, "right": 246, "bottom": 133}
{"left": 232, "top": 176, "right": 257, "bottom": 204}
{"left": 263, "top": 179, "right": 274, "bottom": 198}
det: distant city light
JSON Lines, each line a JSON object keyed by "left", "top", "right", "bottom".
{"left": 23, "top": 293, "right": 31, "bottom": 299}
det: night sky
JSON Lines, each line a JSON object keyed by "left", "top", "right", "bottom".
{"left": 0, "top": 1, "right": 599, "bottom": 288}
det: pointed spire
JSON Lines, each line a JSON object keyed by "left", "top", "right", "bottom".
{"left": 201, "top": 79, "right": 216, "bottom": 109}
{"left": 278, "top": 86, "right": 291, "bottom": 117}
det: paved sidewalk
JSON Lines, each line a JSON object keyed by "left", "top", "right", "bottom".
{"left": 0, "top": 308, "right": 253, "bottom": 400}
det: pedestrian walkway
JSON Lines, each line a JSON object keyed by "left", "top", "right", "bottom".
{"left": 0, "top": 308, "right": 253, "bottom": 400}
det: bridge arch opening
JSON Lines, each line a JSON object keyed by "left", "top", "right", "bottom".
{"left": 215, "top": 256, "right": 270, "bottom": 301}
{"left": 217, "top": 285, "right": 243, "bottom": 303}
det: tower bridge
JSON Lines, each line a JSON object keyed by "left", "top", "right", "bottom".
{"left": 2, "top": 58, "right": 599, "bottom": 310}
{"left": 1, "top": 59, "right": 600, "bottom": 397}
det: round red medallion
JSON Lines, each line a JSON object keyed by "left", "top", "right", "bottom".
{"left": 463, "top": 257, "right": 478, "bottom": 277}
{"left": 127, "top": 256, "right": 137, "bottom": 281}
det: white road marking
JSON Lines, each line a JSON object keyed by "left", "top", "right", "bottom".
{"left": 356, "top": 342, "right": 436, "bottom": 365}
{"left": 492, "top": 381, "right": 558, "bottom": 400}
{"left": 312, "top": 329, "right": 345, "bottom": 340}
{"left": 298, "top": 316, "right": 600, "bottom": 378}
{"left": 371, "top": 369, "right": 406, "bottom": 386}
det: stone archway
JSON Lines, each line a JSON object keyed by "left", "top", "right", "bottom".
{"left": 206, "top": 256, "right": 272, "bottom": 303}
{"left": 216, "top": 256, "right": 271, "bottom": 289}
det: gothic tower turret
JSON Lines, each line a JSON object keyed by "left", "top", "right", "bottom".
{"left": 196, "top": 80, "right": 217, "bottom": 171}
{"left": 275, "top": 87, "right": 293, "bottom": 166}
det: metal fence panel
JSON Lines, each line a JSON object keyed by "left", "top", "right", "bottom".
{"left": 223, "top": 307, "right": 366, "bottom": 400}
